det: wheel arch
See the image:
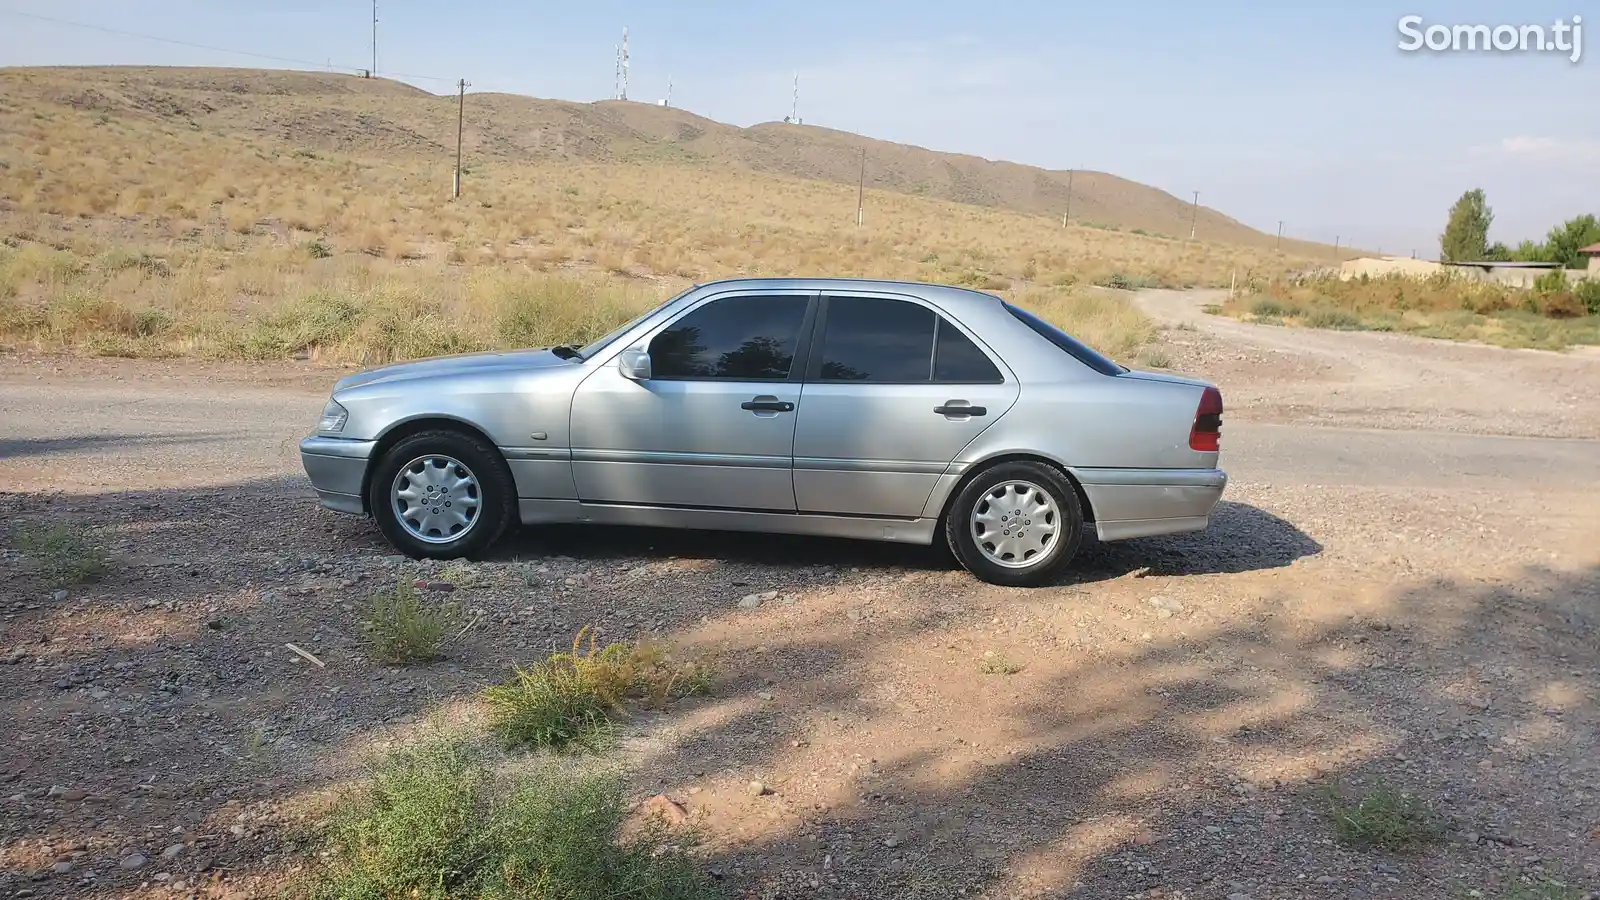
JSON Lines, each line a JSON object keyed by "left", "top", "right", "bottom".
{"left": 360, "top": 415, "right": 504, "bottom": 514}
{"left": 933, "top": 452, "right": 1096, "bottom": 527}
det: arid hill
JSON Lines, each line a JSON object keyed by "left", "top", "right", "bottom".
{"left": 0, "top": 65, "right": 1329, "bottom": 254}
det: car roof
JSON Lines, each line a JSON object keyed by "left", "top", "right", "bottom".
{"left": 690, "top": 276, "right": 1005, "bottom": 315}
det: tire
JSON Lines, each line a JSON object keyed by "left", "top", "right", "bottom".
{"left": 945, "top": 460, "right": 1084, "bottom": 587}
{"left": 368, "top": 429, "right": 516, "bottom": 560}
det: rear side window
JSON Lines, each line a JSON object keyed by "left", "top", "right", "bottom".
{"left": 1003, "top": 302, "right": 1127, "bottom": 375}
{"left": 817, "top": 296, "right": 1004, "bottom": 383}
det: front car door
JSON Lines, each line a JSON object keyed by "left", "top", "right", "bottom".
{"left": 792, "top": 291, "right": 1020, "bottom": 518}
{"left": 568, "top": 290, "right": 816, "bottom": 511}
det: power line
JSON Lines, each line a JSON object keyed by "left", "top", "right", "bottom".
{"left": 0, "top": 7, "right": 453, "bottom": 83}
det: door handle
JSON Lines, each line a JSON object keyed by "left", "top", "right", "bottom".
{"left": 741, "top": 398, "right": 795, "bottom": 413}
{"left": 934, "top": 402, "right": 987, "bottom": 417}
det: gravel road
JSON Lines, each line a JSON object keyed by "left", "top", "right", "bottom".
{"left": 1, "top": 295, "right": 1597, "bottom": 900}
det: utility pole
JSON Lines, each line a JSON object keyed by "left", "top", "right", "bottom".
{"left": 856, "top": 148, "right": 866, "bottom": 227}
{"left": 370, "top": 0, "right": 377, "bottom": 77}
{"left": 1276, "top": 220, "right": 1283, "bottom": 253}
{"left": 453, "top": 79, "right": 470, "bottom": 198}
{"left": 791, "top": 73, "right": 798, "bottom": 123}
{"left": 1189, "top": 191, "right": 1200, "bottom": 240}
{"left": 1334, "top": 235, "right": 1341, "bottom": 258}
{"left": 1062, "top": 169, "right": 1074, "bottom": 227}
{"left": 666, "top": 73, "right": 672, "bottom": 107}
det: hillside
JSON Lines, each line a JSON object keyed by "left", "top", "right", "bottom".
{"left": 0, "top": 65, "right": 1329, "bottom": 254}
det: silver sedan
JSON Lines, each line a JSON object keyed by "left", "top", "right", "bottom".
{"left": 300, "top": 278, "right": 1227, "bottom": 586}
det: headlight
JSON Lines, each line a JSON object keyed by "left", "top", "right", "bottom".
{"left": 317, "top": 398, "right": 348, "bottom": 434}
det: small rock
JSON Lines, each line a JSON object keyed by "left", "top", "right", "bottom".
{"left": 737, "top": 594, "right": 763, "bottom": 609}
{"left": 161, "top": 843, "right": 185, "bottom": 860}
{"left": 1315, "top": 875, "right": 1336, "bottom": 884}
{"left": 749, "top": 780, "right": 770, "bottom": 797}
{"left": 52, "top": 590, "right": 68, "bottom": 602}
{"left": 426, "top": 582, "right": 456, "bottom": 593}
{"left": 756, "top": 691, "right": 774, "bottom": 701}
{"left": 206, "top": 619, "right": 225, "bottom": 631}
{"left": 883, "top": 835, "right": 902, "bottom": 849}
{"left": 1227, "top": 894, "right": 1252, "bottom": 900}
{"left": 639, "top": 795, "right": 688, "bottom": 827}
{"left": 50, "top": 861, "right": 72, "bottom": 875}
{"left": 119, "top": 853, "right": 146, "bottom": 870}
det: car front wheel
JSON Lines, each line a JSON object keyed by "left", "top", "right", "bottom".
{"left": 368, "top": 430, "right": 516, "bottom": 560}
{"left": 946, "top": 460, "right": 1084, "bottom": 587}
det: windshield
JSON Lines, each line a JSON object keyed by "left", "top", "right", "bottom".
{"left": 1002, "top": 302, "right": 1128, "bottom": 375}
{"left": 577, "top": 288, "right": 694, "bottom": 361}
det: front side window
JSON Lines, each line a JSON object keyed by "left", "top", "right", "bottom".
{"left": 818, "top": 296, "right": 1002, "bottom": 383}
{"left": 648, "top": 294, "right": 809, "bottom": 380}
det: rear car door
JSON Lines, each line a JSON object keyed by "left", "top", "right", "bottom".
{"left": 568, "top": 290, "right": 815, "bottom": 511}
{"left": 792, "top": 292, "right": 1019, "bottom": 518}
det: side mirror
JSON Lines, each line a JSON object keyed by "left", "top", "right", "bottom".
{"left": 618, "top": 348, "right": 652, "bottom": 381}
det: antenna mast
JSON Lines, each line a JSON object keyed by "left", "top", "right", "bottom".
{"left": 791, "top": 72, "right": 798, "bottom": 123}
{"left": 619, "top": 27, "right": 629, "bottom": 100}
{"left": 370, "top": 0, "right": 378, "bottom": 77}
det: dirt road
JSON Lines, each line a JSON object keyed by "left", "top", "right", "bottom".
{"left": 2, "top": 296, "right": 1598, "bottom": 900}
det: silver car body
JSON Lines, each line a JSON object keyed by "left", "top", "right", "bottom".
{"left": 300, "top": 277, "right": 1226, "bottom": 546}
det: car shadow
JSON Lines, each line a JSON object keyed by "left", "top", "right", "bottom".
{"left": 494, "top": 500, "right": 1319, "bottom": 583}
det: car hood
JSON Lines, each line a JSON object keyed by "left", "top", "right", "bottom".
{"left": 1115, "top": 368, "right": 1212, "bottom": 389}
{"left": 334, "top": 348, "right": 573, "bottom": 392}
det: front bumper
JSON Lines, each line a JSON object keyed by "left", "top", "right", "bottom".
{"left": 1068, "top": 467, "right": 1228, "bottom": 542}
{"left": 300, "top": 436, "right": 377, "bottom": 515}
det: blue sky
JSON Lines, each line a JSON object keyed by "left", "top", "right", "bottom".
{"left": 2, "top": 0, "right": 1596, "bottom": 253}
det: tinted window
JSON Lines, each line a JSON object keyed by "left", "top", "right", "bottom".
{"left": 649, "top": 295, "right": 808, "bottom": 380}
{"left": 818, "top": 296, "right": 935, "bottom": 382}
{"left": 1003, "top": 302, "right": 1127, "bottom": 375}
{"left": 934, "top": 318, "right": 1002, "bottom": 382}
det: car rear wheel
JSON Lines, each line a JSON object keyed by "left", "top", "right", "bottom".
{"left": 946, "top": 461, "right": 1084, "bottom": 587}
{"left": 368, "top": 430, "right": 516, "bottom": 560}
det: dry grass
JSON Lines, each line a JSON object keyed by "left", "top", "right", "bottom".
{"left": 0, "top": 68, "right": 1328, "bottom": 366}
{"left": 1216, "top": 273, "right": 1600, "bottom": 350}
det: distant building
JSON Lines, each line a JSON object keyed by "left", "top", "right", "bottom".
{"left": 1580, "top": 242, "right": 1600, "bottom": 275}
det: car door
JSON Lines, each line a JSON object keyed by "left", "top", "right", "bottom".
{"left": 568, "top": 290, "right": 816, "bottom": 511}
{"left": 792, "top": 292, "right": 1020, "bottom": 518}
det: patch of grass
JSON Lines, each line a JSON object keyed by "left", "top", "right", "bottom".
{"left": 362, "top": 582, "right": 463, "bottom": 665}
{"left": 1325, "top": 779, "right": 1445, "bottom": 850}
{"left": 978, "top": 651, "right": 1023, "bottom": 676}
{"left": 1140, "top": 347, "right": 1172, "bottom": 368}
{"left": 13, "top": 521, "right": 108, "bottom": 587}
{"left": 307, "top": 734, "right": 720, "bottom": 899}
{"left": 483, "top": 628, "right": 715, "bottom": 752}
{"left": 1007, "top": 285, "right": 1156, "bottom": 362}
{"left": 1497, "top": 876, "right": 1587, "bottom": 900}
{"left": 1302, "top": 306, "right": 1365, "bottom": 330}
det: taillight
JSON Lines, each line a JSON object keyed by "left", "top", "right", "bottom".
{"left": 1189, "top": 386, "right": 1223, "bottom": 452}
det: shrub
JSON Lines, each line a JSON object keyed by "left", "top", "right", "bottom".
{"left": 1533, "top": 268, "right": 1569, "bottom": 294}
{"left": 482, "top": 628, "right": 714, "bottom": 752}
{"left": 307, "top": 735, "right": 720, "bottom": 900}
{"left": 1302, "top": 307, "right": 1364, "bottom": 330}
{"left": 14, "top": 522, "right": 109, "bottom": 587}
{"left": 1326, "top": 780, "right": 1445, "bottom": 850}
{"left": 1574, "top": 278, "right": 1600, "bottom": 316}
{"left": 1536, "top": 291, "right": 1586, "bottom": 319}
{"left": 362, "top": 582, "right": 462, "bottom": 665}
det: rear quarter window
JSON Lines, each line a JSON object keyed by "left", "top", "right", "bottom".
{"left": 1002, "top": 302, "right": 1128, "bottom": 376}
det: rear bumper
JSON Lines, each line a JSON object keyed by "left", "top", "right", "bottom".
{"left": 1069, "top": 467, "right": 1228, "bottom": 542}
{"left": 299, "top": 436, "right": 376, "bottom": 516}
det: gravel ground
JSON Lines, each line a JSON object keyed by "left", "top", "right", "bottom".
{"left": 2, "top": 295, "right": 1598, "bottom": 899}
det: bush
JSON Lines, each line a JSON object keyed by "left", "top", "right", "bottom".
{"left": 307, "top": 735, "right": 722, "bottom": 900}
{"left": 1302, "top": 307, "right": 1364, "bottom": 330}
{"left": 1533, "top": 268, "right": 1569, "bottom": 294}
{"left": 1536, "top": 291, "right": 1586, "bottom": 319}
{"left": 1575, "top": 278, "right": 1600, "bottom": 316}
{"left": 363, "top": 582, "right": 463, "bottom": 665}
{"left": 1326, "top": 779, "right": 1445, "bottom": 850}
{"left": 13, "top": 521, "right": 109, "bottom": 587}
{"left": 483, "top": 628, "right": 713, "bottom": 752}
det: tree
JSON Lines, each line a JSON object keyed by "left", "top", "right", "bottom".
{"left": 1482, "top": 242, "right": 1511, "bottom": 261}
{"left": 1511, "top": 239, "right": 1552, "bottom": 262}
{"left": 1542, "top": 214, "right": 1600, "bottom": 268}
{"left": 1440, "top": 189, "right": 1494, "bottom": 262}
